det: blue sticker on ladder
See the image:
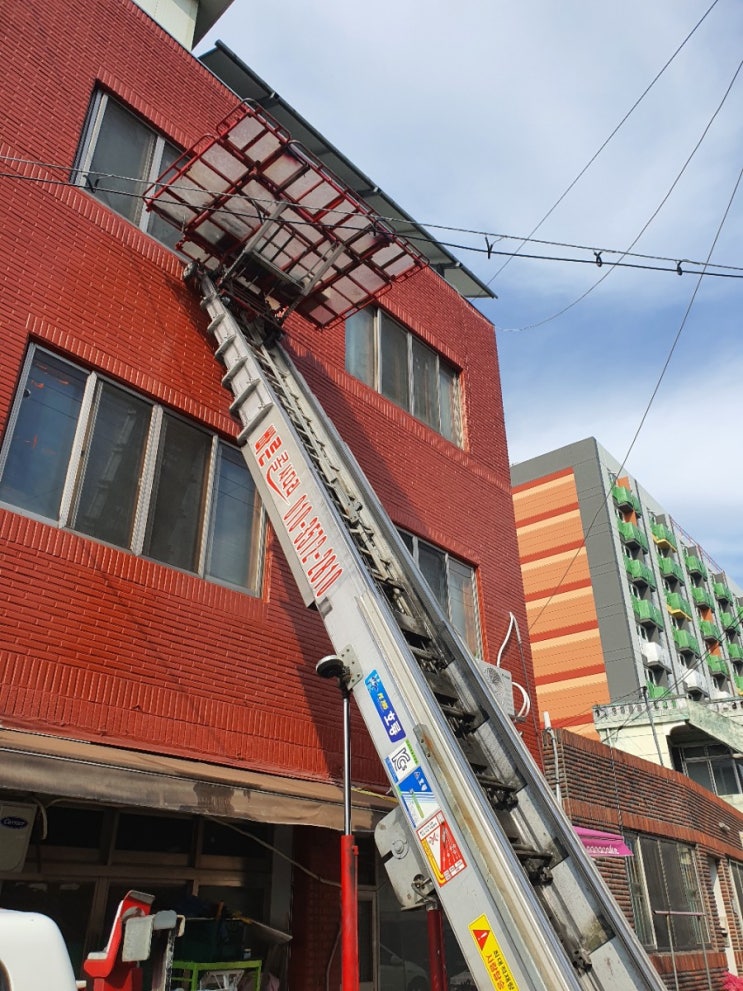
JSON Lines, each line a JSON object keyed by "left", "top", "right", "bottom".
{"left": 397, "top": 766, "right": 439, "bottom": 827}
{"left": 365, "top": 669, "right": 405, "bottom": 742}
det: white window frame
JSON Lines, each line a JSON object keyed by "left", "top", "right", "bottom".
{"left": 346, "top": 307, "right": 462, "bottom": 445}
{"left": 400, "top": 529, "right": 482, "bottom": 657}
{"left": 73, "top": 89, "right": 179, "bottom": 244}
{"left": 0, "top": 345, "right": 265, "bottom": 593}
{"left": 626, "top": 834, "right": 707, "bottom": 951}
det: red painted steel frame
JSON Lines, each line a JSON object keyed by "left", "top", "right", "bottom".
{"left": 427, "top": 902, "right": 448, "bottom": 991}
{"left": 340, "top": 833, "right": 360, "bottom": 991}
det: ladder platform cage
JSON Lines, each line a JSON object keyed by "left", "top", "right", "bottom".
{"left": 144, "top": 100, "right": 425, "bottom": 329}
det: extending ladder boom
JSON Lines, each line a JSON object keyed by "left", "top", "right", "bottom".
{"left": 194, "top": 273, "right": 665, "bottom": 991}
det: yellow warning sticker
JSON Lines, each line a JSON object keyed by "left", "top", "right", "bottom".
{"left": 469, "top": 914, "right": 519, "bottom": 991}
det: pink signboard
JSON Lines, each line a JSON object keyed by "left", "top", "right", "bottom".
{"left": 575, "top": 826, "right": 632, "bottom": 858}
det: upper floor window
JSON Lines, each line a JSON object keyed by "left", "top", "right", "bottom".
{"left": 626, "top": 835, "right": 705, "bottom": 951}
{"left": 0, "top": 347, "right": 264, "bottom": 593}
{"left": 346, "top": 308, "right": 462, "bottom": 445}
{"left": 399, "top": 530, "right": 481, "bottom": 656}
{"left": 73, "top": 91, "right": 180, "bottom": 249}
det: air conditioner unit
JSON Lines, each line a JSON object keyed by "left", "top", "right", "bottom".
{"left": 641, "top": 642, "right": 662, "bottom": 664}
{"left": 0, "top": 803, "right": 36, "bottom": 871}
{"left": 475, "top": 661, "right": 515, "bottom": 717}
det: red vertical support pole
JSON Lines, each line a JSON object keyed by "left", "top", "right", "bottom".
{"left": 426, "top": 901, "right": 447, "bottom": 991}
{"left": 341, "top": 832, "right": 359, "bottom": 991}
{"left": 341, "top": 683, "right": 359, "bottom": 991}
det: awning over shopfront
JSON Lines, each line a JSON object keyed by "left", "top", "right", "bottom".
{"left": 0, "top": 729, "right": 392, "bottom": 832}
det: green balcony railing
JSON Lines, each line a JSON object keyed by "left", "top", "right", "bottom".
{"left": 728, "top": 643, "right": 743, "bottom": 662}
{"left": 624, "top": 557, "right": 656, "bottom": 589}
{"left": 707, "top": 655, "right": 728, "bottom": 676}
{"left": 691, "top": 586, "right": 715, "bottom": 610}
{"left": 666, "top": 592, "right": 692, "bottom": 620}
{"left": 658, "top": 556, "right": 685, "bottom": 585}
{"left": 721, "top": 611, "right": 739, "bottom": 633}
{"left": 734, "top": 673, "right": 743, "bottom": 693}
{"left": 700, "top": 619, "right": 723, "bottom": 644}
{"left": 684, "top": 553, "right": 708, "bottom": 580}
{"left": 645, "top": 682, "right": 669, "bottom": 700}
{"left": 673, "top": 628, "right": 701, "bottom": 656}
{"left": 617, "top": 520, "right": 648, "bottom": 552}
{"left": 632, "top": 598, "right": 665, "bottom": 628}
{"left": 612, "top": 484, "right": 642, "bottom": 516}
{"left": 651, "top": 522, "right": 677, "bottom": 551}
{"left": 714, "top": 581, "right": 734, "bottom": 604}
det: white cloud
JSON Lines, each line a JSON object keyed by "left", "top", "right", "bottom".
{"left": 199, "top": 0, "right": 743, "bottom": 582}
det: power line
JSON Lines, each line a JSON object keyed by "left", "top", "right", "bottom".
{"left": 486, "top": 0, "right": 723, "bottom": 286}
{"left": 1, "top": 157, "right": 742, "bottom": 282}
{"left": 500, "top": 52, "right": 743, "bottom": 332}
{"left": 526, "top": 160, "right": 743, "bottom": 727}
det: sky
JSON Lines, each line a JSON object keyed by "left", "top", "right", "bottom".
{"left": 196, "top": 0, "right": 743, "bottom": 585}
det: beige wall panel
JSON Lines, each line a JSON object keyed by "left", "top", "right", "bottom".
{"left": 517, "top": 509, "right": 585, "bottom": 559}
{"left": 521, "top": 548, "right": 591, "bottom": 596}
{"left": 526, "top": 586, "right": 599, "bottom": 637}
{"left": 531, "top": 629, "right": 605, "bottom": 679}
{"left": 513, "top": 472, "right": 578, "bottom": 524}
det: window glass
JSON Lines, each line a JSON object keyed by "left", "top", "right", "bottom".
{"left": 76, "top": 92, "right": 181, "bottom": 248}
{"left": 0, "top": 348, "right": 266, "bottom": 592}
{"left": 86, "top": 98, "right": 155, "bottom": 225}
{"left": 146, "top": 140, "right": 183, "bottom": 250}
{"left": 628, "top": 836, "right": 705, "bottom": 950}
{"left": 625, "top": 838, "right": 654, "bottom": 945}
{"left": 417, "top": 541, "right": 448, "bottom": 609}
{"left": 713, "top": 759, "right": 741, "bottom": 796}
{"left": 379, "top": 313, "right": 409, "bottom": 408}
{"left": 73, "top": 381, "right": 150, "bottom": 546}
{"left": 345, "top": 307, "right": 462, "bottom": 446}
{"left": 401, "top": 530, "right": 481, "bottom": 656}
{"left": 345, "top": 309, "right": 375, "bottom": 387}
{"left": 144, "top": 414, "right": 211, "bottom": 571}
{"left": 206, "top": 443, "right": 262, "bottom": 589}
{"left": 438, "top": 362, "right": 460, "bottom": 443}
{"left": 0, "top": 351, "right": 86, "bottom": 518}
{"left": 411, "top": 337, "right": 439, "bottom": 430}
{"left": 448, "top": 558, "right": 480, "bottom": 656}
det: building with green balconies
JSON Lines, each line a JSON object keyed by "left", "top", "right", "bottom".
{"left": 512, "top": 437, "right": 743, "bottom": 807}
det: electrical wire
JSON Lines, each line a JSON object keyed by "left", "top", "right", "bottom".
{"left": 523, "top": 160, "right": 743, "bottom": 713}
{"left": 486, "top": 0, "right": 723, "bottom": 286}
{"left": 499, "top": 53, "right": 743, "bottom": 332}
{"left": 1, "top": 156, "right": 742, "bottom": 282}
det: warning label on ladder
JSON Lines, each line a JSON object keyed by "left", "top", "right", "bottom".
{"left": 469, "top": 915, "right": 519, "bottom": 991}
{"left": 397, "top": 766, "right": 438, "bottom": 826}
{"left": 416, "top": 811, "right": 466, "bottom": 885}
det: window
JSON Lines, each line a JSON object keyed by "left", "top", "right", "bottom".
{"left": 676, "top": 744, "right": 743, "bottom": 797}
{"left": 400, "top": 530, "right": 481, "bottom": 656}
{"left": 626, "top": 835, "right": 706, "bottom": 950}
{"left": 73, "top": 90, "right": 180, "bottom": 248}
{"left": 729, "top": 861, "right": 743, "bottom": 931}
{"left": 346, "top": 308, "right": 462, "bottom": 444}
{"left": 0, "top": 347, "right": 264, "bottom": 592}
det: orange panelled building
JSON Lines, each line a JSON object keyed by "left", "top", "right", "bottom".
{"left": 513, "top": 456, "right": 611, "bottom": 736}
{"left": 512, "top": 437, "right": 743, "bottom": 740}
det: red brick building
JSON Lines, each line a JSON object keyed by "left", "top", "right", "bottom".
{"left": 546, "top": 729, "right": 743, "bottom": 991}
{"left": 0, "top": 0, "right": 532, "bottom": 985}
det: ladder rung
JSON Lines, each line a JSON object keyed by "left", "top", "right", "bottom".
{"left": 207, "top": 313, "right": 226, "bottom": 334}
{"left": 214, "top": 334, "right": 237, "bottom": 359}
{"left": 229, "top": 379, "right": 260, "bottom": 413}
{"left": 221, "top": 356, "right": 249, "bottom": 385}
{"left": 236, "top": 403, "right": 273, "bottom": 444}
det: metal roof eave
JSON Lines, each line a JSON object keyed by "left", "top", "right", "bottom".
{"left": 198, "top": 42, "right": 495, "bottom": 301}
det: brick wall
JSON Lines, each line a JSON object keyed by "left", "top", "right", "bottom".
{"left": 0, "top": 0, "right": 539, "bottom": 788}
{"left": 544, "top": 729, "right": 743, "bottom": 989}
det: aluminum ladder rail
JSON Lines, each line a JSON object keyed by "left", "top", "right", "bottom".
{"left": 194, "top": 272, "right": 666, "bottom": 991}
